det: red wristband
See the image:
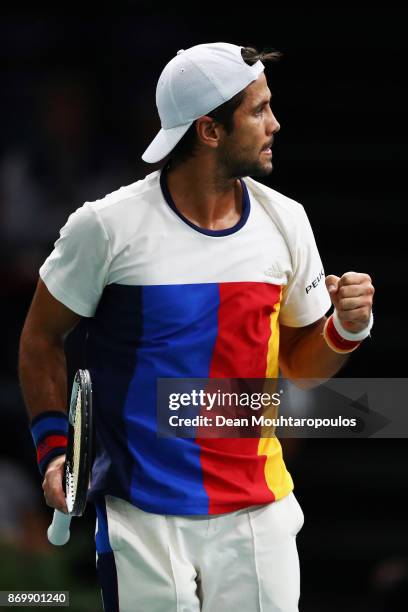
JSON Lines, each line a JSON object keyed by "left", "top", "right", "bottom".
{"left": 323, "top": 315, "right": 362, "bottom": 354}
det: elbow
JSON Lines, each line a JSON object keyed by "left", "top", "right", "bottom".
{"left": 19, "top": 323, "right": 63, "bottom": 371}
{"left": 279, "top": 362, "right": 330, "bottom": 391}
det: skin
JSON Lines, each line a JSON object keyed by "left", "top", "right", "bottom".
{"left": 166, "top": 73, "right": 279, "bottom": 230}
{"left": 19, "top": 283, "right": 80, "bottom": 512}
{"left": 19, "top": 72, "right": 374, "bottom": 513}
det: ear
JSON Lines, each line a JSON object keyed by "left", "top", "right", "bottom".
{"left": 195, "top": 116, "right": 224, "bottom": 150}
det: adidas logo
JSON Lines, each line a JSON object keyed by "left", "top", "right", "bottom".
{"left": 264, "top": 264, "right": 282, "bottom": 278}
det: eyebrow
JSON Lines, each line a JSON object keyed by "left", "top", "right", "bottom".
{"left": 252, "top": 94, "right": 272, "bottom": 112}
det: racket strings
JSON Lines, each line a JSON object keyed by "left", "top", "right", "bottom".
{"left": 66, "top": 387, "right": 82, "bottom": 513}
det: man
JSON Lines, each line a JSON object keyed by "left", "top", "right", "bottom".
{"left": 19, "top": 43, "right": 374, "bottom": 611}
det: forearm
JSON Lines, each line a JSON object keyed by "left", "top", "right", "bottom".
{"left": 19, "top": 331, "right": 69, "bottom": 510}
{"left": 19, "top": 330, "right": 68, "bottom": 421}
{"left": 280, "top": 317, "right": 348, "bottom": 381}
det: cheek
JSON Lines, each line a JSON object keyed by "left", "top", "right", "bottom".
{"left": 223, "top": 122, "right": 262, "bottom": 156}
{"left": 236, "top": 127, "right": 262, "bottom": 151}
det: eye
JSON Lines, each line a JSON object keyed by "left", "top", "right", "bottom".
{"left": 254, "top": 101, "right": 272, "bottom": 117}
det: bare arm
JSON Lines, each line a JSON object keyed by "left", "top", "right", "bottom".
{"left": 19, "top": 278, "right": 81, "bottom": 418}
{"left": 279, "top": 271, "right": 374, "bottom": 386}
{"left": 19, "top": 278, "right": 82, "bottom": 511}
{"left": 279, "top": 317, "right": 348, "bottom": 383}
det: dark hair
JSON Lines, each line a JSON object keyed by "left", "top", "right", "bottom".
{"left": 168, "top": 46, "right": 281, "bottom": 167}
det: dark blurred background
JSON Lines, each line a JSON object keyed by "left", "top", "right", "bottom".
{"left": 1, "top": 8, "right": 407, "bottom": 612}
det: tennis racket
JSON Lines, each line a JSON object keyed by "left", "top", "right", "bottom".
{"left": 47, "top": 369, "right": 93, "bottom": 545}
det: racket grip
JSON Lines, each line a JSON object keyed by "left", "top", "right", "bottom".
{"left": 47, "top": 509, "right": 72, "bottom": 545}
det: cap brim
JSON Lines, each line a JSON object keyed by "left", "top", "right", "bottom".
{"left": 142, "top": 122, "right": 193, "bottom": 163}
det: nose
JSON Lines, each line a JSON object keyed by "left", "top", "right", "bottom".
{"left": 270, "top": 111, "right": 280, "bottom": 134}
{"left": 266, "top": 106, "right": 280, "bottom": 135}
{"left": 272, "top": 112, "right": 280, "bottom": 134}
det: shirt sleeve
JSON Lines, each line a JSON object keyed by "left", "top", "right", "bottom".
{"left": 279, "top": 204, "right": 332, "bottom": 327}
{"left": 39, "top": 203, "right": 111, "bottom": 317}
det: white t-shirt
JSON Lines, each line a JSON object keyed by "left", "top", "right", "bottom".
{"left": 40, "top": 169, "right": 331, "bottom": 515}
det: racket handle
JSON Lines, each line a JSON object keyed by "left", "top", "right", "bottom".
{"left": 47, "top": 509, "right": 72, "bottom": 545}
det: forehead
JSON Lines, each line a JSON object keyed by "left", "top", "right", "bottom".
{"left": 241, "top": 72, "right": 271, "bottom": 107}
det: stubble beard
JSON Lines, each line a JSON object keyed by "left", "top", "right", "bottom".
{"left": 217, "top": 145, "right": 273, "bottom": 180}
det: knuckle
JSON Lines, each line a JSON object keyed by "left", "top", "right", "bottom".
{"left": 343, "top": 271, "right": 355, "bottom": 283}
{"left": 338, "top": 298, "right": 347, "bottom": 310}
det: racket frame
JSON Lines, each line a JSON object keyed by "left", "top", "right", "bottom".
{"left": 65, "top": 368, "right": 93, "bottom": 516}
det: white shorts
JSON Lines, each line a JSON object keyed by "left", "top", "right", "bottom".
{"left": 94, "top": 492, "right": 304, "bottom": 612}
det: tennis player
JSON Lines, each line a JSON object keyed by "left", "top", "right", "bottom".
{"left": 19, "top": 43, "right": 374, "bottom": 611}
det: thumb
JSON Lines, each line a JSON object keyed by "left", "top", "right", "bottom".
{"left": 325, "top": 274, "right": 340, "bottom": 296}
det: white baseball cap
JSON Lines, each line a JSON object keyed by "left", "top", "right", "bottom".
{"left": 142, "top": 42, "right": 265, "bottom": 163}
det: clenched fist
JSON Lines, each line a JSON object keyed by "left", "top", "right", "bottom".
{"left": 325, "top": 272, "right": 374, "bottom": 334}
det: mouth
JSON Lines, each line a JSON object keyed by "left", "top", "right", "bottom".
{"left": 261, "top": 141, "right": 273, "bottom": 155}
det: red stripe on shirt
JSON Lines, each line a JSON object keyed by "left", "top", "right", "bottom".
{"left": 197, "top": 282, "right": 281, "bottom": 513}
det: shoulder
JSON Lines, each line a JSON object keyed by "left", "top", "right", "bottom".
{"left": 243, "top": 177, "right": 312, "bottom": 245}
{"left": 88, "top": 170, "right": 161, "bottom": 219}
{"left": 243, "top": 176, "right": 305, "bottom": 221}
{"left": 69, "top": 170, "right": 162, "bottom": 244}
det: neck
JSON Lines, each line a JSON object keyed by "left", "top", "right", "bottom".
{"left": 165, "top": 157, "right": 243, "bottom": 231}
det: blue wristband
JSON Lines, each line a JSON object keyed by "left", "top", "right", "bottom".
{"left": 30, "top": 411, "right": 68, "bottom": 476}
